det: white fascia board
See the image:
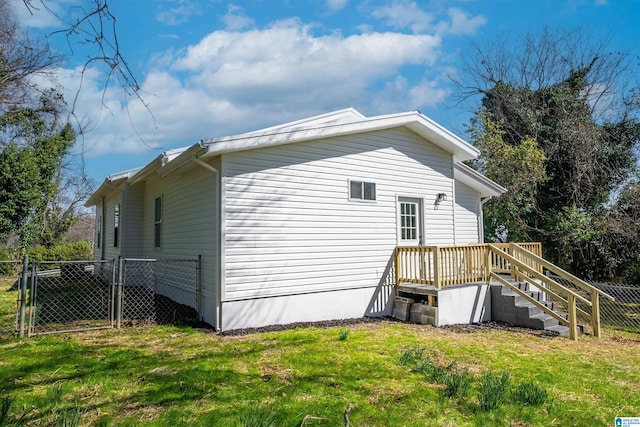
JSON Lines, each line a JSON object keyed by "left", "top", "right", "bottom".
{"left": 454, "top": 162, "right": 506, "bottom": 197}
{"left": 85, "top": 175, "right": 131, "bottom": 207}
{"left": 201, "top": 111, "right": 479, "bottom": 161}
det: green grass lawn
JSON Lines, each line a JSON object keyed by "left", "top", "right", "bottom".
{"left": 1, "top": 319, "right": 639, "bottom": 427}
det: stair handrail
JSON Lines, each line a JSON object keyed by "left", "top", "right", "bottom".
{"left": 488, "top": 244, "right": 592, "bottom": 339}
{"left": 487, "top": 244, "right": 592, "bottom": 306}
{"left": 510, "top": 244, "right": 615, "bottom": 302}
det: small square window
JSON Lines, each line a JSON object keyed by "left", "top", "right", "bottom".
{"left": 349, "top": 180, "right": 376, "bottom": 201}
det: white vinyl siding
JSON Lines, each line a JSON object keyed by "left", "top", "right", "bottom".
{"left": 454, "top": 181, "right": 481, "bottom": 244}
{"left": 122, "top": 183, "right": 145, "bottom": 258}
{"left": 103, "top": 196, "right": 122, "bottom": 261}
{"left": 142, "top": 160, "right": 220, "bottom": 326}
{"left": 222, "top": 127, "right": 456, "bottom": 300}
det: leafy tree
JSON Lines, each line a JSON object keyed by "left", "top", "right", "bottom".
{"left": 0, "top": 103, "right": 75, "bottom": 249}
{"left": 461, "top": 29, "right": 640, "bottom": 279}
{"left": 0, "top": 6, "right": 83, "bottom": 251}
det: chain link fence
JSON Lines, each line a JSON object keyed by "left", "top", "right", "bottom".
{"left": 0, "top": 256, "right": 202, "bottom": 339}
{"left": 118, "top": 258, "right": 201, "bottom": 326}
{"left": 29, "top": 260, "right": 115, "bottom": 336}
{"left": 551, "top": 274, "right": 640, "bottom": 333}
{"left": 0, "top": 260, "right": 22, "bottom": 340}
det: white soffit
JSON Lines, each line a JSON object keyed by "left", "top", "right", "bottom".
{"left": 454, "top": 162, "right": 506, "bottom": 197}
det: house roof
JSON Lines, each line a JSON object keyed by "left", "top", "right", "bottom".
{"left": 454, "top": 162, "right": 506, "bottom": 197}
{"left": 199, "top": 108, "right": 479, "bottom": 163}
{"left": 86, "top": 108, "right": 499, "bottom": 207}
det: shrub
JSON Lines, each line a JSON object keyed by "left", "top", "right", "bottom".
{"left": 511, "top": 381, "right": 549, "bottom": 406}
{"left": 623, "top": 257, "right": 640, "bottom": 286}
{"left": 0, "top": 248, "right": 19, "bottom": 277}
{"left": 477, "top": 371, "right": 511, "bottom": 411}
{"left": 338, "top": 328, "right": 349, "bottom": 341}
{"left": 28, "top": 240, "right": 93, "bottom": 263}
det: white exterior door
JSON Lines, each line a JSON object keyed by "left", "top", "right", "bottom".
{"left": 398, "top": 197, "right": 423, "bottom": 246}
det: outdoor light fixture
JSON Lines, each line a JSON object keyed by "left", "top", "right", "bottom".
{"left": 434, "top": 192, "right": 447, "bottom": 210}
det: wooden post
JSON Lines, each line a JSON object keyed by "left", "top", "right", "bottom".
{"left": 568, "top": 294, "right": 577, "bottom": 340}
{"left": 591, "top": 292, "right": 601, "bottom": 338}
{"left": 395, "top": 248, "right": 401, "bottom": 287}
{"left": 433, "top": 246, "right": 441, "bottom": 289}
{"left": 484, "top": 246, "right": 491, "bottom": 283}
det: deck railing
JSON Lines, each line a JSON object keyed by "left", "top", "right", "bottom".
{"left": 395, "top": 242, "right": 613, "bottom": 340}
{"left": 396, "top": 242, "right": 542, "bottom": 287}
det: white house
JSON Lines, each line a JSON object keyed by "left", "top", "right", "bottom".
{"left": 86, "top": 108, "right": 505, "bottom": 331}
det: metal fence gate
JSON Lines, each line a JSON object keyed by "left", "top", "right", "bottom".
{"left": 3, "top": 256, "right": 202, "bottom": 338}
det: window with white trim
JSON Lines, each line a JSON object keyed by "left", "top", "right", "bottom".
{"left": 113, "top": 204, "right": 120, "bottom": 248}
{"left": 96, "top": 215, "right": 102, "bottom": 249}
{"left": 349, "top": 180, "right": 376, "bottom": 201}
{"left": 154, "top": 196, "right": 162, "bottom": 248}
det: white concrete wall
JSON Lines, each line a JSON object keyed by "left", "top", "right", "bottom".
{"left": 220, "top": 127, "right": 459, "bottom": 329}
{"left": 454, "top": 181, "right": 481, "bottom": 244}
{"left": 436, "top": 283, "right": 491, "bottom": 325}
{"left": 221, "top": 284, "right": 395, "bottom": 331}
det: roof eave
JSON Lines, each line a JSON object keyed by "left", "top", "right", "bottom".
{"left": 454, "top": 162, "right": 506, "bottom": 197}
{"left": 201, "top": 111, "right": 479, "bottom": 161}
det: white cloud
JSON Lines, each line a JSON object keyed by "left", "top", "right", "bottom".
{"left": 371, "top": 1, "right": 486, "bottom": 36}
{"left": 38, "top": 18, "right": 452, "bottom": 158}
{"left": 371, "top": 1, "right": 434, "bottom": 34}
{"left": 445, "top": 8, "right": 487, "bottom": 35}
{"left": 327, "top": 0, "right": 348, "bottom": 13}
{"left": 155, "top": 0, "right": 204, "bottom": 26}
{"left": 222, "top": 4, "right": 255, "bottom": 31}
{"left": 8, "top": 0, "right": 78, "bottom": 29}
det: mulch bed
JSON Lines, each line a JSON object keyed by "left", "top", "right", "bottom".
{"left": 218, "top": 317, "right": 563, "bottom": 337}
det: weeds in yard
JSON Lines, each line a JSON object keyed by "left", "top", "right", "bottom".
{"left": 0, "top": 395, "right": 11, "bottom": 425}
{"left": 442, "top": 370, "right": 472, "bottom": 399}
{"left": 398, "top": 346, "right": 425, "bottom": 366}
{"left": 338, "top": 328, "right": 349, "bottom": 341}
{"left": 412, "top": 358, "right": 450, "bottom": 383}
{"left": 511, "top": 381, "right": 549, "bottom": 406}
{"left": 477, "top": 371, "right": 511, "bottom": 411}
{"left": 239, "top": 407, "right": 280, "bottom": 427}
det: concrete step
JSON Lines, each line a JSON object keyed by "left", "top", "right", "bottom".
{"left": 545, "top": 324, "right": 571, "bottom": 337}
{"left": 491, "top": 283, "right": 586, "bottom": 337}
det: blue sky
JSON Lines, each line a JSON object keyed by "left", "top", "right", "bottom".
{"left": 8, "top": 0, "right": 639, "bottom": 184}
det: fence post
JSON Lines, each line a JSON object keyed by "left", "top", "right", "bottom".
{"left": 18, "top": 255, "right": 29, "bottom": 338}
{"left": 197, "top": 254, "right": 203, "bottom": 320}
{"left": 591, "top": 291, "right": 601, "bottom": 338}
{"left": 116, "top": 257, "right": 123, "bottom": 329}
